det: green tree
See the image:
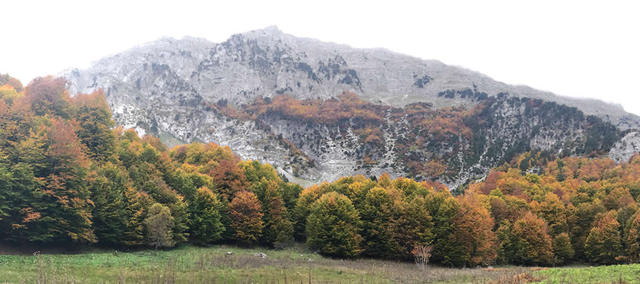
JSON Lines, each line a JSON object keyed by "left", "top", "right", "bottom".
{"left": 240, "top": 160, "right": 279, "bottom": 186}
{"left": 72, "top": 90, "right": 116, "bottom": 161}
{"left": 360, "top": 186, "right": 397, "bottom": 258}
{"left": 167, "top": 199, "right": 190, "bottom": 245}
{"left": 568, "top": 201, "right": 606, "bottom": 259}
{"left": 261, "top": 180, "right": 294, "bottom": 247}
{"left": 281, "top": 182, "right": 303, "bottom": 213}
{"left": 532, "top": 192, "right": 568, "bottom": 236}
{"left": 496, "top": 220, "right": 516, "bottom": 264}
{"left": 90, "top": 163, "right": 146, "bottom": 247}
{"left": 292, "top": 184, "right": 328, "bottom": 241}
{"left": 426, "top": 191, "right": 460, "bottom": 265}
{"left": 188, "top": 187, "right": 225, "bottom": 245}
{"left": 552, "top": 233, "right": 574, "bottom": 265}
{"left": 19, "top": 119, "right": 96, "bottom": 244}
{"left": 306, "top": 192, "right": 363, "bottom": 258}
{"left": 144, "top": 203, "right": 175, "bottom": 249}
{"left": 0, "top": 164, "right": 12, "bottom": 223}
{"left": 0, "top": 162, "right": 40, "bottom": 242}
{"left": 393, "top": 196, "right": 434, "bottom": 260}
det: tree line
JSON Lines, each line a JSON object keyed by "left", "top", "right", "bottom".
{"left": 0, "top": 76, "right": 301, "bottom": 249}
{"left": 2, "top": 76, "right": 640, "bottom": 267}
{"left": 296, "top": 152, "right": 640, "bottom": 266}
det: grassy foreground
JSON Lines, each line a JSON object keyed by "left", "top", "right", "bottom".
{"left": 0, "top": 245, "right": 638, "bottom": 283}
{"left": 531, "top": 264, "right": 640, "bottom": 283}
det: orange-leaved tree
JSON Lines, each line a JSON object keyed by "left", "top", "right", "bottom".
{"left": 511, "top": 212, "right": 554, "bottom": 266}
{"left": 585, "top": 210, "right": 623, "bottom": 264}
{"left": 228, "top": 190, "right": 264, "bottom": 245}
{"left": 447, "top": 193, "right": 497, "bottom": 267}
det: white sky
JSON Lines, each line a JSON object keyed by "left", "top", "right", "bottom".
{"left": 2, "top": 0, "right": 639, "bottom": 114}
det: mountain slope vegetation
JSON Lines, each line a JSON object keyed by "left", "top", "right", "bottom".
{"left": 0, "top": 76, "right": 301, "bottom": 248}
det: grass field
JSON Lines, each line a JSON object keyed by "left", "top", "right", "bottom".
{"left": 531, "top": 264, "right": 640, "bottom": 283}
{"left": 0, "top": 245, "right": 638, "bottom": 283}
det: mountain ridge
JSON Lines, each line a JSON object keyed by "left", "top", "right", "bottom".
{"left": 66, "top": 27, "right": 638, "bottom": 128}
{"left": 62, "top": 26, "right": 640, "bottom": 188}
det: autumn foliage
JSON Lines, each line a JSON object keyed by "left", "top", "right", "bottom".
{"left": 0, "top": 76, "right": 299, "bottom": 249}
{"left": 228, "top": 190, "right": 264, "bottom": 245}
{"left": 466, "top": 152, "right": 640, "bottom": 265}
{"left": 1, "top": 75, "right": 639, "bottom": 268}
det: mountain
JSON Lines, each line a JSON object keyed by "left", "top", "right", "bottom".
{"left": 63, "top": 26, "right": 640, "bottom": 189}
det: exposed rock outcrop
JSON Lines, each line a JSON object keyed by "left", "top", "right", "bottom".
{"left": 63, "top": 26, "right": 638, "bottom": 189}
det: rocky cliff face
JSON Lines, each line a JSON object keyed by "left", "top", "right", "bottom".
{"left": 63, "top": 26, "right": 639, "bottom": 189}
{"left": 609, "top": 132, "right": 640, "bottom": 163}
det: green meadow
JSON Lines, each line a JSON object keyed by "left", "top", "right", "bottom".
{"left": 2, "top": 245, "right": 639, "bottom": 283}
{"left": 0, "top": 245, "right": 530, "bottom": 283}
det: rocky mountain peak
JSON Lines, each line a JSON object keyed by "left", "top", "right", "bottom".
{"left": 249, "top": 25, "right": 285, "bottom": 37}
{"left": 62, "top": 27, "right": 640, "bottom": 188}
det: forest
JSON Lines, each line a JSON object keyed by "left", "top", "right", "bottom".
{"left": 1, "top": 75, "right": 640, "bottom": 267}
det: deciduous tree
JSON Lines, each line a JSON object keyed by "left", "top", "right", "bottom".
{"left": 306, "top": 192, "right": 363, "bottom": 258}
{"left": 144, "top": 203, "right": 175, "bottom": 249}
{"left": 189, "top": 187, "right": 224, "bottom": 245}
{"left": 585, "top": 210, "right": 623, "bottom": 264}
{"left": 260, "top": 181, "right": 293, "bottom": 247}
{"left": 228, "top": 190, "right": 264, "bottom": 245}
{"left": 447, "top": 193, "right": 496, "bottom": 267}
{"left": 552, "top": 233, "right": 574, "bottom": 265}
